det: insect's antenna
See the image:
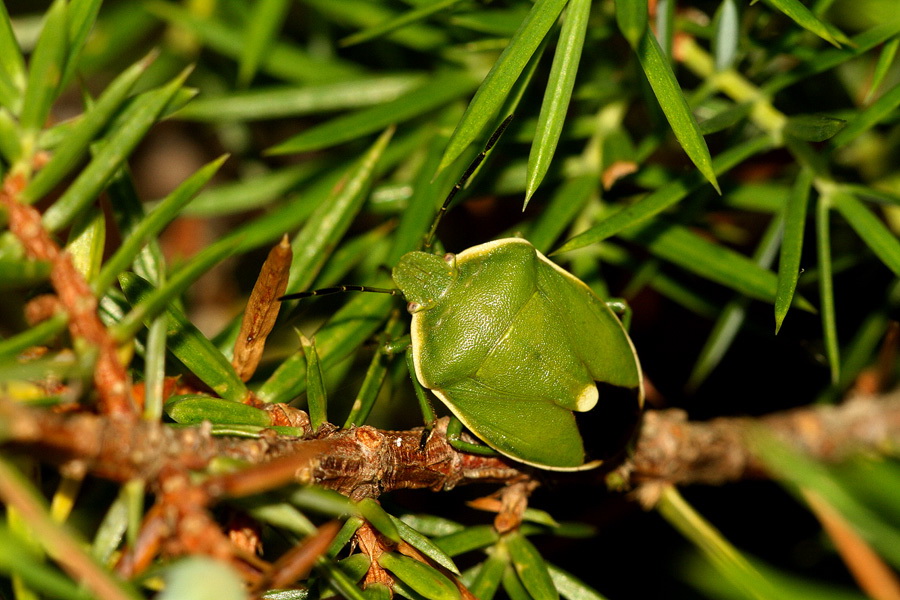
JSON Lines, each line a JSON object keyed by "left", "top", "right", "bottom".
{"left": 423, "top": 114, "right": 515, "bottom": 250}
{"left": 279, "top": 285, "right": 401, "bottom": 301}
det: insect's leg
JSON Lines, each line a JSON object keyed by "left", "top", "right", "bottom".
{"left": 344, "top": 314, "right": 407, "bottom": 428}
{"left": 447, "top": 417, "right": 498, "bottom": 456}
{"left": 382, "top": 335, "right": 411, "bottom": 356}
{"left": 605, "top": 297, "right": 632, "bottom": 330}
{"left": 402, "top": 346, "right": 498, "bottom": 456}
{"left": 404, "top": 347, "right": 435, "bottom": 422}
{"left": 404, "top": 347, "right": 437, "bottom": 452}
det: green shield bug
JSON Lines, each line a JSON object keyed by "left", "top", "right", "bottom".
{"left": 282, "top": 117, "right": 643, "bottom": 471}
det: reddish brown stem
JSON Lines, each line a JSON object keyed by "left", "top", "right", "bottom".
{"left": 1, "top": 174, "right": 135, "bottom": 415}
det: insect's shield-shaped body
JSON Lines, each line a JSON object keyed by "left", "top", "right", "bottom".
{"left": 393, "top": 237, "right": 643, "bottom": 471}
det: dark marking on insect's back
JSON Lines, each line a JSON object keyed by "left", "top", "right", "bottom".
{"left": 574, "top": 381, "right": 643, "bottom": 464}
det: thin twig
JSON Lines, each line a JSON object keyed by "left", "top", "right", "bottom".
{"left": 1, "top": 173, "right": 134, "bottom": 415}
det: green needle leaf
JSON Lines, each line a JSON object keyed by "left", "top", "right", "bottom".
{"left": 144, "top": 315, "right": 168, "bottom": 422}
{"left": 0, "top": 2, "right": 25, "bottom": 113}
{"left": 470, "top": 553, "right": 508, "bottom": 600}
{"left": 784, "top": 114, "right": 847, "bottom": 142}
{"left": 400, "top": 515, "right": 464, "bottom": 538}
{"left": 114, "top": 237, "right": 241, "bottom": 341}
{"left": 267, "top": 72, "right": 474, "bottom": 155}
{"left": 687, "top": 215, "right": 785, "bottom": 391}
{"left": 815, "top": 196, "right": 840, "bottom": 385}
{"left": 356, "top": 499, "right": 400, "bottom": 543}
{"left": 301, "top": 334, "right": 328, "bottom": 431}
{"left": 0, "top": 314, "right": 66, "bottom": 362}
{"left": 712, "top": 0, "right": 739, "bottom": 71}
{"left": 363, "top": 582, "right": 390, "bottom": 600}
{"left": 438, "top": 0, "right": 569, "bottom": 174}
{"left": 332, "top": 314, "right": 395, "bottom": 415}
{"left": 621, "top": 219, "right": 815, "bottom": 310}
{"left": 185, "top": 162, "right": 323, "bottom": 218}
{"left": 299, "top": 0, "right": 448, "bottom": 52}
{"left": 502, "top": 563, "right": 534, "bottom": 600}
{"left": 0, "top": 107, "right": 20, "bottom": 163}
{"left": 754, "top": 436, "right": 900, "bottom": 568}
{"left": 525, "top": 0, "right": 591, "bottom": 207}
{"left": 377, "top": 552, "right": 460, "bottom": 600}
{"left": 865, "top": 37, "right": 899, "bottom": 103}
{"left": 66, "top": 209, "right": 105, "bottom": 282}
{"left": 0, "top": 457, "right": 142, "bottom": 600}
{"left": 24, "top": 51, "right": 158, "bottom": 205}
{"left": 697, "top": 102, "right": 752, "bottom": 136}
{"left": 390, "top": 515, "right": 461, "bottom": 575}
{"left": 634, "top": 28, "right": 719, "bottom": 193}
{"left": 764, "top": 0, "right": 851, "bottom": 47}
{"left": 340, "top": 0, "right": 465, "bottom": 48}
{"left": 93, "top": 154, "right": 227, "bottom": 296}
{"left": 434, "top": 525, "right": 499, "bottom": 557}
{"left": 238, "top": 0, "right": 291, "bottom": 87}
{"left": 832, "top": 191, "right": 900, "bottom": 278}
{"left": 321, "top": 558, "right": 369, "bottom": 600}
{"left": 158, "top": 557, "right": 246, "bottom": 600}
{"left": 60, "top": 0, "right": 102, "bottom": 91}
{"left": 106, "top": 167, "right": 168, "bottom": 286}
{"left": 175, "top": 74, "right": 423, "bottom": 122}
{"left": 165, "top": 395, "right": 272, "bottom": 426}
{"left": 20, "top": 0, "right": 67, "bottom": 136}
{"left": 285, "top": 126, "right": 395, "bottom": 293}
{"left": 148, "top": 0, "right": 361, "bottom": 84}
{"left": 287, "top": 487, "right": 355, "bottom": 519}
{"left": 257, "top": 291, "right": 395, "bottom": 404}
{"left": 0, "top": 258, "right": 51, "bottom": 289}
{"left": 764, "top": 24, "right": 900, "bottom": 95}
{"left": 119, "top": 273, "right": 250, "bottom": 402}
{"left": 504, "top": 530, "right": 559, "bottom": 600}
{"left": 42, "top": 68, "right": 192, "bottom": 232}
{"left": 547, "top": 563, "right": 610, "bottom": 600}
{"left": 218, "top": 127, "right": 425, "bottom": 257}
{"left": 553, "top": 136, "right": 772, "bottom": 253}
{"left": 615, "top": 0, "right": 648, "bottom": 50}
{"left": 657, "top": 486, "right": 782, "bottom": 599}
{"left": 0, "top": 523, "right": 101, "bottom": 600}
{"left": 828, "top": 78, "right": 900, "bottom": 150}
{"left": 775, "top": 170, "right": 813, "bottom": 333}
{"left": 655, "top": 0, "right": 675, "bottom": 55}
{"left": 328, "top": 517, "right": 364, "bottom": 557}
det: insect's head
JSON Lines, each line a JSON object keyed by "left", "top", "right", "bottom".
{"left": 392, "top": 251, "right": 458, "bottom": 313}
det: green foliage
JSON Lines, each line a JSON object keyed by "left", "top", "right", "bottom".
{"left": 0, "top": 0, "right": 898, "bottom": 599}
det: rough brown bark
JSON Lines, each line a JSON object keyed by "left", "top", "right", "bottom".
{"left": 1, "top": 390, "right": 897, "bottom": 498}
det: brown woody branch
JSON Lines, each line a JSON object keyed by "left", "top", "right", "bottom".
{"left": 1, "top": 391, "right": 898, "bottom": 499}
{"left": 621, "top": 389, "right": 900, "bottom": 488}
{"left": 2, "top": 391, "right": 897, "bottom": 578}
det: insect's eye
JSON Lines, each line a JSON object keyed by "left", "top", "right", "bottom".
{"left": 407, "top": 301, "right": 421, "bottom": 314}
{"left": 443, "top": 253, "right": 455, "bottom": 264}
